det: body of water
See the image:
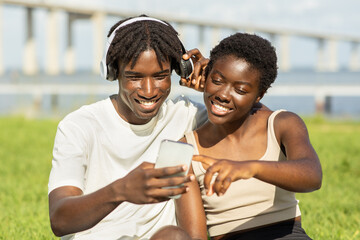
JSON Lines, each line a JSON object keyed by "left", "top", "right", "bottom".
{"left": 0, "top": 69, "right": 360, "bottom": 119}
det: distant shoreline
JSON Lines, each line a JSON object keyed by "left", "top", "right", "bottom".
{"left": 0, "top": 70, "right": 360, "bottom": 119}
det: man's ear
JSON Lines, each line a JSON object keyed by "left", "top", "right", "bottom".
{"left": 117, "top": 61, "right": 126, "bottom": 81}
{"left": 255, "top": 91, "right": 266, "bottom": 103}
{"left": 108, "top": 62, "right": 119, "bottom": 81}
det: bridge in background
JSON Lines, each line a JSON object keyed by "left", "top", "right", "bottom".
{"left": 0, "top": 0, "right": 360, "bottom": 117}
{"left": 1, "top": 81, "right": 360, "bottom": 117}
{"left": 1, "top": 0, "right": 360, "bottom": 76}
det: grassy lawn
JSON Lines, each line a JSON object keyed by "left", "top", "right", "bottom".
{"left": 297, "top": 117, "right": 360, "bottom": 240}
{"left": 0, "top": 117, "right": 58, "bottom": 240}
{"left": 0, "top": 116, "right": 359, "bottom": 239}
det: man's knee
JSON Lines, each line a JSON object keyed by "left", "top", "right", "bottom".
{"left": 150, "top": 225, "right": 191, "bottom": 240}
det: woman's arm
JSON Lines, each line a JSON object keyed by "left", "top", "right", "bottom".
{"left": 175, "top": 137, "right": 208, "bottom": 240}
{"left": 175, "top": 166, "right": 208, "bottom": 240}
{"left": 180, "top": 48, "right": 209, "bottom": 91}
{"left": 193, "top": 111, "right": 322, "bottom": 196}
{"left": 254, "top": 111, "right": 322, "bottom": 192}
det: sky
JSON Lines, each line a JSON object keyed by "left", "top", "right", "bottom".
{"left": 2, "top": 0, "right": 360, "bottom": 71}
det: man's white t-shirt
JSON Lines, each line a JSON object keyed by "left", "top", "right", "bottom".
{"left": 48, "top": 96, "right": 206, "bottom": 240}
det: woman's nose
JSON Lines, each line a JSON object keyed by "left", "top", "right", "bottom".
{"left": 215, "top": 85, "right": 231, "bottom": 103}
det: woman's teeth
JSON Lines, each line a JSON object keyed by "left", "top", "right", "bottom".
{"left": 213, "top": 102, "right": 230, "bottom": 112}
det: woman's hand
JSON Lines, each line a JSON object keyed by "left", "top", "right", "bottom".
{"left": 192, "top": 155, "right": 257, "bottom": 196}
{"left": 180, "top": 48, "right": 209, "bottom": 92}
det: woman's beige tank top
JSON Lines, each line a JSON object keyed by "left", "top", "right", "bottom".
{"left": 185, "top": 110, "right": 301, "bottom": 237}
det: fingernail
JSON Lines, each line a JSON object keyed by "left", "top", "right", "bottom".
{"left": 190, "top": 175, "right": 195, "bottom": 181}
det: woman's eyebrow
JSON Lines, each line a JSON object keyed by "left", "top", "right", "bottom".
{"left": 212, "top": 69, "right": 225, "bottom": 79}
{"left": 212, "top": 69, "right": 253, "bottom": 87}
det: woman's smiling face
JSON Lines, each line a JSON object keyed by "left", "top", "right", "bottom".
{"left": 204, "top": 55, "right": 263, "bottom": 126}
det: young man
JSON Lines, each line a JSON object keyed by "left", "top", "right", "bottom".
{"left": 48, "top": 16, "right": 208, "bottom": 240}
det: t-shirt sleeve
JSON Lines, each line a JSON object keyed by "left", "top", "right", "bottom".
{"left": 48, "top": 120, "right": 88, "bottom": 194}
{"left": 171, "top": 95, "right": 207, "bottom": 132}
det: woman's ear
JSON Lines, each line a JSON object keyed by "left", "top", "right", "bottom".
{"left": 255, "top": 91, "right": 266, "bottom": 103}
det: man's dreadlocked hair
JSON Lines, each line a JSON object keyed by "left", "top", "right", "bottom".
{"left": 106, "top": 15, "right": 184, "bottom": 75}
{"left": 205, "top": 32, "right": 278, "bottom": 94}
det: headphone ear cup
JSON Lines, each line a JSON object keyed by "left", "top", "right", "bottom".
{"left": 179, "top": 58, "right": 194, "bottom": 79}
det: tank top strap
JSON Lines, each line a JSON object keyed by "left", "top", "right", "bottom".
{"left": 263, "top": 109, "right": 287, "bottom": 160}
{"left": 268, "top": 109, "right": 287, "bottom": 136}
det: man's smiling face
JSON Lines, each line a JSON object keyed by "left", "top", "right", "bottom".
{"left": 116, "top": 49, "right": 171, "bottom": 125}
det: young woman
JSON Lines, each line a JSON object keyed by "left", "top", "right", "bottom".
{"left": 179, "top": 33, "right": 322, "bottom": 240}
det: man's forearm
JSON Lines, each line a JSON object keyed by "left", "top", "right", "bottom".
{"left": 49, "top": 185, "right": 120, "bottom": 236}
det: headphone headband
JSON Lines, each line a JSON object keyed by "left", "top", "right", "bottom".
{"left": 100, "top": 17, "right": 169, "bottom": 80}
{"left": 100, "top": 16, "right": 193, "bottom": 81}
{"left": 106, "top": 17, "right": 168, "bottom": 45}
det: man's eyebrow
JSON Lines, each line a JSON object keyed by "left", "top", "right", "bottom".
{"left": 124, "top": 71, "right": 142, "bottom": 75}
{"left": 153, "top": 69, "right": 171, "bottom": 75}
{"left": 124, "top": 69, "right": 170, "bottom": 76}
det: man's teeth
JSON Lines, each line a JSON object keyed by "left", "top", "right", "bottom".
{"left": 213, "top": 102, "right": 230, "bottom": 111}
{"left": 139, "top": 100, "right": 156, "bottom": 106}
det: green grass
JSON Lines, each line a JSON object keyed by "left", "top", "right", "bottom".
{"left": 0, "top": 117, "right": 58, "bottom": 240}
{"left": 0, "top": 116, "right": 359, "bottom": 239}
{"left": 297, "top": 116, "right": 360, "bottom": 240}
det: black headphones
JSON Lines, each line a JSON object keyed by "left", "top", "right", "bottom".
{"left": 100, "top": 16, "right": 193, "bottom": 81}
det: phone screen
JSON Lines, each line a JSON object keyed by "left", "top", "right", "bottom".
{"left": 155, "top": 139, "right": 194, "bottom": 198}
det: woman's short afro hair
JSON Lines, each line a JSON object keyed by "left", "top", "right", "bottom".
{"left": 205, "top": 32, "right": 278, "bottom": 94}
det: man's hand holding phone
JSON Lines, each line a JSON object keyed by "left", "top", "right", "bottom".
{"left": 113, "top": 162, "right": 192, "bottom": 204}
{"left": 110, "top": 140, "right": 194, "bottom": 204}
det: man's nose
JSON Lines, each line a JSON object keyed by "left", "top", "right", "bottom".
{"left": 139, "top": 77, "right": 156, "bottom": 99}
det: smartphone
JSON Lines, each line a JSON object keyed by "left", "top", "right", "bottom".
{"left": 155, "top": 139, "right": 194, "bottom": 199}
